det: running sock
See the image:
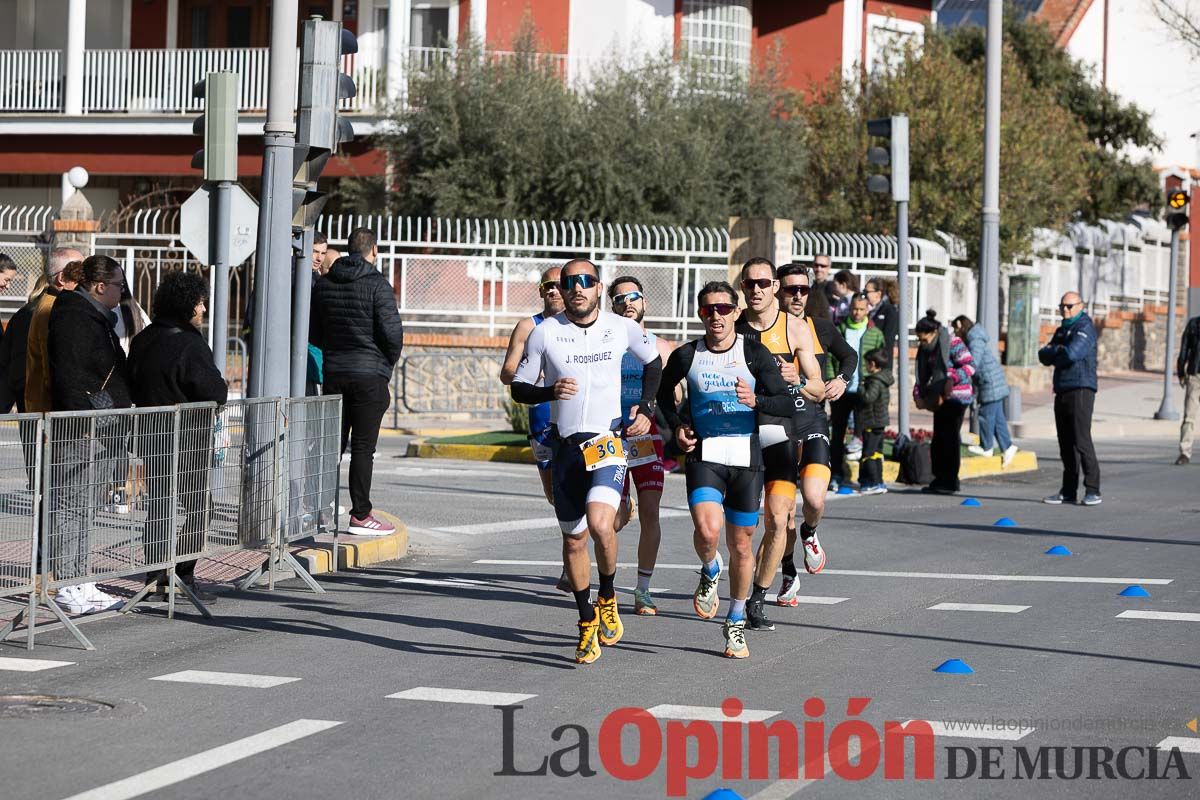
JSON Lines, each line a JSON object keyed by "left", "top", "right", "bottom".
{"left": 728, "top": 598, "right": 747, "bottom": 621}
{"left": 703, "top": 558, "right": 720, "bottom": 578}
{"left": 750, "top": 584, "right": 768, "bottom": 602}
{"left": 781, "top": 551, "right": 797, "bottom": 578}
{"left": 598, "top": 570, "right": 616, "bottom": 600}
{"left": 636, "top": 569, "right": 653, "bottom": 592}
{"left": 800, "top": 521, "right": 818, "bottom": 542}
{"left": 574, "top": 588, "right": 595, "bottom": 621}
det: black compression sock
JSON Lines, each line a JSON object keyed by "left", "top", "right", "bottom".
{"left": 574, "top": 588, "right": 595, "bottom": 621}
{"left": 800, "top": 521, "right": 818, "bottom": 541}
{"left": 782, "top": 546, "right": 797, "bottom": 577}
{"left": 751, "top": 584, "right": 768, "bottom": 602}
{"left": 598, "top": 570, "right": 616, "bottom": 600}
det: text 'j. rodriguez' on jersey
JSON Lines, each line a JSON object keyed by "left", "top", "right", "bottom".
{"left": 513, "top": 310, "right": 660, "bottom": 438}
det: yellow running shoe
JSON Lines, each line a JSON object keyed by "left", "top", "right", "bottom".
{"left": 576, "top": 616, "right": 601, "bottom": 664}
{"left": 596, "top": 596, "right": 624, "bottom": 645}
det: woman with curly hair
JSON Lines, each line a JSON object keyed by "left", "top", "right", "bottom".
{"left": 128, "top": 271, "right": 227, "bottom": 602}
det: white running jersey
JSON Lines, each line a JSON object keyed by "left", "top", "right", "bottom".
{"left": 514, "top": 310, "right": 659, "bottom": 438}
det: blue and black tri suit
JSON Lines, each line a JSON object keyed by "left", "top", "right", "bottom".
{"left": 527, "top": 312, "right": 554, "bottom": 471}
{"left": 657, "top": 334, "right": 795, "bottom": 526}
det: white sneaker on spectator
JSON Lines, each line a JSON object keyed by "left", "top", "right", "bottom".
{"left": 55, "top": 585, "right": 93, "bottom": 615}
{"left": 106, "top": 490, "right": 130, "bottom": 514}
{"left": 348, "top": 513, "right": 396, "bottom": 536}
{"left": 82, "top": 583, "right": 123, "bottom": 611}
{"left": 967, "top": 445, "right": 994, "bottom": 458}
{"left": 1001, "top": 444, "right": 1019, "bottom": 468}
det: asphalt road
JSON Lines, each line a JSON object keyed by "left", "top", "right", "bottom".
{"left": 2, "top": 433, "right": 1198, "bottom": 799}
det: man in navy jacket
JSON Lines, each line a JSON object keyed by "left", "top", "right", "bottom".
{"left": 1038, "top": 291, "right": 1100, "bottom": 505}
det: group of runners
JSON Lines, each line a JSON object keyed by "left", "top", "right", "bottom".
{"left": 504, "top": 256, "right": 861, "bottom": 663}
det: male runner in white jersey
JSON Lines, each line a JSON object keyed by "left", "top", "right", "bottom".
{"left": 511, "top": 259, "right": 662, "bottom": 664}
{"left": 608, "top": 276, "right": 676, "bottom": 615}
{"left": 768, "top": 263, "right": 858, "bottom": 605}
{"left": 733, "top": 258, "right": 824, "bottom": 631}
{"left": 500, "top": 265, "right": 563, "bottom": 504}
{"left": 656, "top": 281, "right": 796, "bottom": 658}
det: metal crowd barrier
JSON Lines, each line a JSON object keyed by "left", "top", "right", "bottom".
{"left": 0, "top": 395, "right": 344, "bottom": 651}
{"left": 0, "top": 414, "right": 43, "bottom": 649}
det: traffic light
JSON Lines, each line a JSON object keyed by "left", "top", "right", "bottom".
{"left": 293, "top": 17, "right": 358, "bottom": 230}
{"left": 865, "top": 115, "right": 909, "bottom": 203}
{"left": 1166, "top": 188, "right": 1189, "bottom": 231}
{"left": 190, "top": 71, "right": 239, "bottom": 182}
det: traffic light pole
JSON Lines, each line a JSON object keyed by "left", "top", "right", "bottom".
{"left": 897, "top": 199, "right": 911, "bottom": 439}
{"left": 210, "top": 180, "right": 232, "bottom": 375}
{"left": 291, "top": 227, "right": 315, "bottom": 397}
{"left": 249, "top": 0, "right": 298, "bottom": 399}
{"left": 977, "top": 0, "right": 1002, "bottom": 356}
{"left": 1155, "top": 226, "right": 1182, "bottom": 420}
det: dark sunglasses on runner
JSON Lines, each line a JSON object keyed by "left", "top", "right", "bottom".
{"left": 741, "top": 278, "right": 774, "bottom": 290}
{"left": 699, "top": 302, "right": 737, "bottom": 318}
{"left": 611, "top": 290, "right": 644, "bottom": 307}
{"left": 560, "top": 273, "right": 599, "bottom": 291}
{"left": 540, "top": 280, "right": 560, "bottom": 292}
{"left": 780, "top": 284, "right": 811, "bottom": 297}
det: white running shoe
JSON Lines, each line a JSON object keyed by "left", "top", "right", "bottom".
{"left": 967, "top": 445, "right": 994, "bottom": 458}
{"left": 83, "top": 583, "right": 123, "bottom": 611}
{"left": 1001, "top": 444, "right": 1019, "bottom": 468}
{"left": 803, "top": 534, "right": 826, "bottom": 574}
{"left": 776, "top": 575, "right": 800, "bottom": 607}
{"left": 55, "top": 585, "right": 93, "bottom": 615}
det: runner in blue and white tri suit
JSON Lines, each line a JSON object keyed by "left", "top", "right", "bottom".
{"left": 511, "top": 259, "right": 662, "bottom": 665}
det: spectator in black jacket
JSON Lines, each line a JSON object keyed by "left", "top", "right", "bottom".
{"left": 1176, "top": 314, "right": 1200, "bottom": 465}
{"left": 808, "top": 254, "right": 834, "bottom": 320}
{"left": 128, "top": 272, "right": 228, "bottom": 600}
{"left": 46, "top": 256, "right": 131, "bottom": 614}
{"left": 864, "top": 277, "right": 899, "bottom": 355}
{"left": 311, "top": 226, "right": 404, "bottom": 535}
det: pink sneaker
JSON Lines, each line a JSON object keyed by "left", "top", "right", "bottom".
{"left": 348, "top": 513, "right": 396, "bottom": 536}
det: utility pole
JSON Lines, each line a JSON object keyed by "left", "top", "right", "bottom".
{"left": 248, "top": 0, "right": 299, "bottom": 399}
{"left": 977, "top": 0, "right": 1002, "bottom": 357}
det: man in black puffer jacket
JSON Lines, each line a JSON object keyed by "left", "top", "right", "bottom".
{"left": 310, "top": 227, "right": 404, "bottom": 535}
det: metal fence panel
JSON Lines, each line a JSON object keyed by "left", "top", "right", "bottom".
{"left": 235, "top": 397, "right": 286, "bottom": 552}
{"left": 0, "top": 415, "right": 41, "bottom": 601}
{"left": 282, "top": 395, "right": 342, "bottom": 545}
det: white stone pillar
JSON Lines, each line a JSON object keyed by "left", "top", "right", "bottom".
{"left": 841, "top": 0, "right": 863, "bottom": 84}
{"left": 166, "top": 0, "right": 178, "bottom": 48}
{"left": 386, "top": 0, "right": 411, "bottom": 105}
{"left": 64, "top": 0, "right": 86, "bottom": 114}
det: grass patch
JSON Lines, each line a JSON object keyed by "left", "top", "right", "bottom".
{"left": 426, "top": 431, "right": 529, "bottom": 447}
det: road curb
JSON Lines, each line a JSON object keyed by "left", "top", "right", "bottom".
{"left": 409, "top": 440, "right": 1040, "bottom": 481}
{"left": 292, "top": 512, "right": 409, "bottom": 573}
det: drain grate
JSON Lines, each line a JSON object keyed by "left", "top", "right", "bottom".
{"left": 0, "top": 695, "right": 114, "bottom": 718}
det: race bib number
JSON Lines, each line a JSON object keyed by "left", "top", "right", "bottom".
{"left": 581, "top": 432, "right": 626, "bottom": 471}
{"left": 624, "top": 434, "right": 658, "bottom": 467}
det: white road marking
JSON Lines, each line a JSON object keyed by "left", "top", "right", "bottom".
{"left": 1117, "top": 610, "right": 1200, "bottom": 622}
{"left": 57, "top": 719, "right": 342, "bottom": 800}
{"left": 928, "top": 603, "right": 1030, "bottom": 614}
{"left": 393, "top": 577, "right": 489, "bottom": 588}
{"left": 747, "top": 740, "right": 861, "bottom": 799}
{"left": 646, "top": 704, "right": 779, "bottom": 723}
{"left": 0, "top": 656, "right": 75, "bottom": 672}
{"left": 1157, "top": 736, "right": 1200, "bottom": 754}
{"left": 386, "top": 687, "right": 535, "bottom": 706}
{"left": 420, "top": 508, "right": 692, "bottom": 537}
{"left": 150, "top": 670, "right": 300, "bottom": 688}
{"left": 766, "top": 594, "right": 848, "bottom": 605}
{"left": 473, "top": 559, "right": 1173, "bottom": 585}
{"left": 912, "top": 720, "right": 1035, "bottom": 741}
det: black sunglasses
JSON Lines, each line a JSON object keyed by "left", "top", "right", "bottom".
{"left": 780, "top": 284, "right": 811, "bottom": 297}
{"left": 699, "top": 303, "right": 737, "bottom": 318}
{"left": 560, "top": 273, "right": 599, "bottom": 291}
{"left": 741, "top": 278, "right": 775, "bottom": 290}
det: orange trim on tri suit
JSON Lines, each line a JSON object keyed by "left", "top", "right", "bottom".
{"left": 799, "top": 463, "right": 832, "bottom": 482}
{"left": 766, "top": 479, "right": 798, "bottom": 499}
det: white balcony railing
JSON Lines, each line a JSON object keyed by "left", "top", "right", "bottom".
{"left": 0, "top": 50, "right": 61, "bottom": 111}
{"left": 0, "top": 46, "right": 565, "bottom": 115}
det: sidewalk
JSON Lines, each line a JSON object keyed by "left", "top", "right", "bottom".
{"left": 1014, "top": 372, "right": 1184, "bottom": 441}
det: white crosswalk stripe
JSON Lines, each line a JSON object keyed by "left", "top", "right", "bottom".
{"left": 0, "top": 656, "right": 75, "bottom": 672}
{"left": 1116, "top": 610, "right": 1200, "bottom": 622}
{"left": 1156, "top": 736, "right": 1200, "bottom": 753}
{"left": 928, "top": 603, "right": 1030, "bottom": 613}
{"left": 645, "top": 704, "right": 780, "bottom": 723}
{"left": 150, "top": 671, "right": 301, "bottom": 688}
{"left": 386, "top": 687, "right": 536, "bottom": 706}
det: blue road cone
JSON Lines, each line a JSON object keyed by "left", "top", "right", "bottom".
{"left": 1119, "top": 585, "right": 1150, "bottom": 598}
{"left": 838, "top": 485, "right": 855, "bottom": 495}
{"left": 961, "top": 497, "right": 981, "bottom": 507}
{"left": 934, "top": 659, "right": 975, "bottom": 675}
{"left": 993, "top": 517, "right": 1017, "bottom": 527}
{"left": 1045, "top": 545, "right": 1072, "bottom": 556}
{"left": 702, "top": 791, "right": 745, "bottom": 800}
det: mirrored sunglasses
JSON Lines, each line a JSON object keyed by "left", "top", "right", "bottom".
{"left": 560, "top": 273, "right": 599, "bottom": 291}
{"left": 611, "top": 290, "right": 644, "bottom": 307}
{"left": 699, "top": 303, "right": 737, "bottom": 318}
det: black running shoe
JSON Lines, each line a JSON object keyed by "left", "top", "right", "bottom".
{"left": 747, "top": 598, "right": 775, "bottom": 631}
